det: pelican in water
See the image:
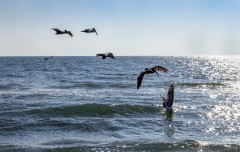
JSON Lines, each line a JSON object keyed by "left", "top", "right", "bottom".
{"left": 81, "top": 28, "right": 98, "bottom": 36}
{"left": 96, "top": 52, "right": 116, "bottom": 60}
{"left": 161, "top": 84, "right": 174, "bottom": 113}
{"left": 44, "top": 56, "right": 53, "bottom": 61}
{"left": 137, "top": 66, "right": 168, "bottom": 89}
{"left": 52, "top": 28, "right": 73, "bottom": 37}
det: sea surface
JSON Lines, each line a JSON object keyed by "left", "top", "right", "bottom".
{"left": 0, "top": 56, "right": 240, "bottom": 151}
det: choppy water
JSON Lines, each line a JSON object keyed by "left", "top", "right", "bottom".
{"left": 0, "top": 56, "right": 240, "bottom": 151}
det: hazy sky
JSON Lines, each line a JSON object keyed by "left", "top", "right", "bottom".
{"left": 1, "top": 0, "right": 240, "bottom": 56}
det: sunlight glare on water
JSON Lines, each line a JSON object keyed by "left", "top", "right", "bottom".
{"left": 0, "top": 56, "right": 240, "bottom": 151}
{"left": 200, "top": 56, "right": 240, "bottom": 144}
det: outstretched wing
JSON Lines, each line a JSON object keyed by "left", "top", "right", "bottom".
{"left": 94, "top": 29, "right": 98, "bottom": 36}
{"left": 137, "top": 71, "right": 146, "bottom": 90}
{"left": 167, "top": 84, "right": 174, "bottom": 107}
{"left": 81, "top": 29, "right": 91, "bottom": 33}
{"left": 96, "top": 53, "right": 107, "bottom": 59}
{"left": 152, "top": 66, "right": 168, "bottom": 72}
{"left": 92, "top": 28, "right": 97, "bottom": 34}
{"left": 67, "top": 31, "right": 73, "bottom": 37}
{"left": 96, "top": 53, "right": 105, "bottom": 57}
{"left": 52, "top": 28, "right": 61, "bottom": 33}
{"left": 108, "top": 53, "right": 116, "bottom": 60}
{"left": 81, "top": 29, "right": 87, "bottom": 32}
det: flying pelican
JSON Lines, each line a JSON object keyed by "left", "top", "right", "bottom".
{"left": 51, "top": 28, "right": 73, "bottom": 37}
{"left": 81, "top": 28, "right": 98, "bottom": 36}
{"left": 96, "top": 52, "right": 116, "bottom": 60}
{"left": 137, "top": 66, "right": 168, "bottom": 89}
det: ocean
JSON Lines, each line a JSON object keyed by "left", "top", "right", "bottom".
{"left": 0, "top": 56, "right": 239, "bottom": 151}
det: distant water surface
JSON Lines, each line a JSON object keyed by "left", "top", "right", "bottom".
{"left": 0, "top": 56, "right": 240, "bottom": 151}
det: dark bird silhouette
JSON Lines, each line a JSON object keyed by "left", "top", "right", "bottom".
{"left": 137, "top": 66, "right": 168, "bottom": 90}
{"left": 161, "top": 84, "right": 174, "bottom": 109}
{"left": 52, "top": 28, "right": 73, "bottom": 37}
{"left": 96, "top": 52, "right": 116, "bottom": 60}
{"left": 44, "top": 56, "right": 53, "bottom": 61}
{"left": 81, "top": 28, "right": 98, "bottom": 36}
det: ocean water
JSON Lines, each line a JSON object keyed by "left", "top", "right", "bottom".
{"left": 0, "top": 56, "right": 239, "bottom": 151}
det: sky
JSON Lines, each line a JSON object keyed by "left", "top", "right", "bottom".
{"left": 0, "top": 0, "right": 240, "bottom": 56}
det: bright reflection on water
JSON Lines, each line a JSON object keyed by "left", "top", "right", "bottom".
{"left": 0, "top": 56, "right": 240, "bottom": 150}
{"left": 173, "top": 56, "right": 240, "bottom": 144}
{"left": 189, "top": 56, "right": 240, "bottom": 144}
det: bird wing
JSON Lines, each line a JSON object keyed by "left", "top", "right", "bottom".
{"left": 108, "top": 53, "right": 116, "bottom": 59}
{"left": 152, "top": 66, "right": 168, "bottom": 72}
{"left": 52, "top": 28, "right": 61, "bottom": 32}
{"left": 167, "top": 84, "right": 174, "bottom": 106}
{"left": 67, "top": 31, "right": 73, "bottom": 37}
{"left": 137, "top": 71, "right": 146, "bottom": 90}
{"left": 96, "top": 53, "right": 105, "bottom": 57}
{"left": 161, "top": 95, "right": 168, "bottom": 103}
{"left": 81, "top": 29, "right": 90, "bottom": 33}
{"left": 102, "top": 56, "right": 107, "bottom": 59}
{"left": 94, "top": 29, "right": 98, "bottom": 36}
{"left": 144, "top": 69, "right": 155, "bottom": 74}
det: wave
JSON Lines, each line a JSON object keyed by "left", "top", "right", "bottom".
{"left": 0, "top": 84, "right": 30, "bottom": 91}
{"left": 2, "top": 74, "right": 25, "bottom": 78}
{"left": 48, "top": 82, "right": 103, "bottom": 89}
{"left": 178, "top": 82, "right": 225, "bottom": 87}
{"left": 0, "top": 85, "right": 12, "bottom": 90}
{"left": 1, "top": 104, "right": 161, "bottom": 134}
{"left": 15, "top": 104, "right": 161, "bottom": 118}
{"left": 48, "top": 82, "right": 132, "bottom": 89}
{"left": 94, "top": 140, "right": 240, "bottom": 152}
{"left": 2, "top": 140, "right": 240, "bottom": 152}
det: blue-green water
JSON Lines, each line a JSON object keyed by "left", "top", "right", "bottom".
{"left": 0, "top": 56, "right": 239, "bottom": 151}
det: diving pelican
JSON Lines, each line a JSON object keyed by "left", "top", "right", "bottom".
{"left": 161, "top": 84, "right": 174, "bottom": 113}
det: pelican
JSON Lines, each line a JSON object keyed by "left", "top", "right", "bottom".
{"left": 161, "top": 84, "right": 174, "bottom": 113}
{"left": 137, "top": 66, "right": 168, "bottom": 89}
{"left": 81, "top": 28, "right": 98, "bottom": 36}
{"left": 96, "top": 52, "right": 116, "bottom": 60}
{"left": 52, "top": 28, "right": 73, "bottom": 37}
{"left": 44, "top": 56, "right": 53, "bottom": 61}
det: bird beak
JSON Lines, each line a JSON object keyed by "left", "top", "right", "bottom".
{"left": 155, "top": 71, "right": 159, "bottom": 76}
{"left": 95, "top": 31, "right": 98, "bottom": 36}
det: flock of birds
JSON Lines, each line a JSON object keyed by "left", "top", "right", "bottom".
{"left": 50, "top": 27, "right": 168, "bottom": 90}
{"left": 51, "top": 27, "right": 114, "bottom": 60}
{"left": 52, "top": 28, "right": 98, "bottom": 37}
